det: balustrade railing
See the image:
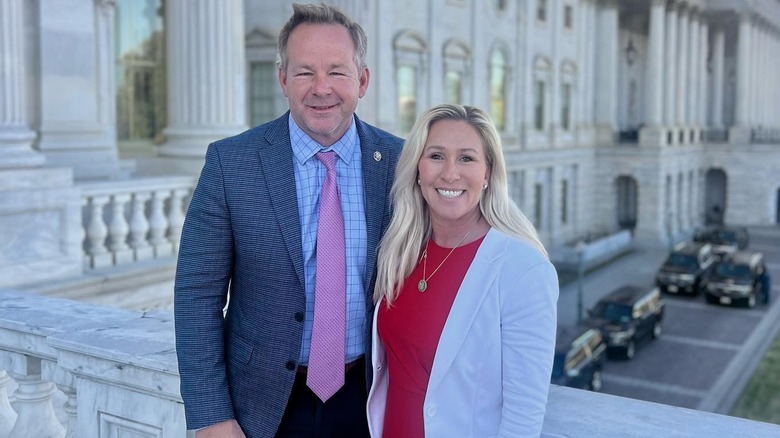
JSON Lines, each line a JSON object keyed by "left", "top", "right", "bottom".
{"left": 1, "top": 288, "right": 780, "bottom": 437}
{"left": 79, "top": 177, "right": 195, "bottom": 269}
{"left": 751, "top": 127, "right": 780, "bottom": 144}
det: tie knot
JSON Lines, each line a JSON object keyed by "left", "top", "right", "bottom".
{"left": 316, "top": 151, "right": 336, "bottom": 172}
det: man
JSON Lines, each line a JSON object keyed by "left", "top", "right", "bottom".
{"left": 174, "top": 4, "right": 403, "bottom": 437}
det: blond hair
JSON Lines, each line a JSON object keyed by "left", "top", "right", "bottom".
{"left": 375, "top": 104, "right": 547, "bottom": 304}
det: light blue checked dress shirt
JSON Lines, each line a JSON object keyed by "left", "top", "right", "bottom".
{"left": 289, "top": 115, "right": 367, "bottom": 365}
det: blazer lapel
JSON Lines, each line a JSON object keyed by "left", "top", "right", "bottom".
{"left": 356, "top": 117, "right": 394, "bottom": 294}
{"left": 258, "top": 114, "right": 305, "bottom": 289}
{"left": 426, "top": 229, "right": 506, "bottom": 392}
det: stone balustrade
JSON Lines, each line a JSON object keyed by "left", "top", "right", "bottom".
{"left": 751, "top": 127, "right": 780, "bottom": 144}
{"left": 1, "top": 288, "right": 780, "bottom": 437}
{"left": 79, "top": 177, "right": 195, "bottom": 269}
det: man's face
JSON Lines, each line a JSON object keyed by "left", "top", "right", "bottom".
{"left": 279, "top": 23, "right": 369, "bottom": 146}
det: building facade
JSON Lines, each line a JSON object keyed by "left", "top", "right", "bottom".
{"left": 2, "top": 0, "right": 780, "bottom": 292}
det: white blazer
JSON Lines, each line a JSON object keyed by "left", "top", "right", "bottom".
{"left": 367, "top": 229, "right": 559, "bottom": 438}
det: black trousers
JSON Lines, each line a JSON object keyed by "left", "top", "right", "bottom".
{"left": 276, "top": 358, "right": 370, "bottom": 438}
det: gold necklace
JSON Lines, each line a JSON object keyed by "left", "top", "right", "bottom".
{"left": 418, "top": 220, "right": 480, "bottom": 293}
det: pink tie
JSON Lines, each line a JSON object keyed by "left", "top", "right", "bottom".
{"left": 307, "top": 151, "right": 346, "bottom": 402}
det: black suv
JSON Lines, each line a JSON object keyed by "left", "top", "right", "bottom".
{"left": 706, "top": 251, "right": 769, "bottom": 308}
{"left": 656, "top": 242, "right": 716, "bottom": 295}
{"left": 551, "top": 325, "right": 607, "bottom": 392}
{"left": 693, "top": 226, "right": 749, "bottom": 259}
{"left": 587, "top": 285, "right": 665, "bottom": 360}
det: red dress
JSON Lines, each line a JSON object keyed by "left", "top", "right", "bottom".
{"left": 377, "top": 236, "right": 484, "bottom": 438}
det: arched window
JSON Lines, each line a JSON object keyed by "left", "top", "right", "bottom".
{"left": 115, "top": 0, "right": 166, "bottom": 149}
{"left": 489, "top": 49, "right": 509, "bottom": 131}
{"left": 443, "top": 39, "right": 471, "bottom": 105}
{"left": 394, "top": 31, "right": 428, "bottom": 133}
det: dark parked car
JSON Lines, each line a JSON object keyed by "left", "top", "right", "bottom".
{"left": 693, "top": 226, "right": 749, "bottom": 259}
{"left": 656, "top": 242, "right": 716, "bottom": 295}
{"left": 551, "top": 325, "right": 606, "bottom": 391}
{"left": 587, "top": 285, "right": 665, "bottom": 360}
{"left": 706, "top": 251, "right": 768, "bottom": 308}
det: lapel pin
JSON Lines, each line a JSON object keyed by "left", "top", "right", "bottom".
{"left": 373, "top": 151, "right": 382, "bottom": 162}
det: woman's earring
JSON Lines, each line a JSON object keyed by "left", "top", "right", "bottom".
{"left": 417, "top": 179, "right": 421, "bottom": 185}
{"left": 482, "top": 183, "right": 488, "bottom": 190}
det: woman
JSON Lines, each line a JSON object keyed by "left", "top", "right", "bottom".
{"left": 367, "top": 104, "right": 558, "bottom": 437}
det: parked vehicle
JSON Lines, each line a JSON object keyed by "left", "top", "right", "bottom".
{"left": 706, "top": 251, "right": 768, "bottom": 308}
{"left": 587, "top": 285, "right": 665, "bottom": 360}
{"left": 656, "top": 242, "right": 716, "bottom": 295}
{"left": 693, "top": 226, "right": 749, "bottom": 259}
{"left": 551, "top": 324, "right": 607, "bottom": 391}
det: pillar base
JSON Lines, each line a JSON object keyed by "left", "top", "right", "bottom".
{"left": 159, "top": 126, "right": 247, "bottom": 159}
{"left": 594, "top": 124, "right": 617, "bottom": 146}
{"left": 728, "top": 126, "right": 751, "bottom": 144}
{"left": 639, "top": 126, "right": 666, "bottom": 147}
{"left": 0, "top": 127, "right": 45, "bottom": 168}
{"left": 0, "top": 168, "right": 82, "bottom": 288}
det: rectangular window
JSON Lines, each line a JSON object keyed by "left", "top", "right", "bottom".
{"left": 564, "top": 5, "right": 574, "bottom": 29}
{"left": 561, "top": 83, "right": 571, "bottom": 131}
{"left": 509, "top": 170, "right": 525, "bottom": 208}
{"left": 445, "top": 70, "right": 462, "bottom": 104}
{"left": 397, "top": 65, "right": 418, "bottom": 132}
{"left": 534, "top": 80, "right": 545, "bottom": 131}
{"left": 561, "top": 180, "right": 569, "bottom": 224}
{"left": 116, "top": 0, "right": 166, "bottom": 150}
{"left": 250, "top": 62, "right": 277, "bottom": 127}
{"left": 534, "top": 183, "right": 543, "bottom": 228}
{"left": 537, "top": 0, "right": 547, "bottom": 22}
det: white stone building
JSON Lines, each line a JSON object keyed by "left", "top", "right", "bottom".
{"left": 2, "top": 0, "right": 780, "bottom": 297}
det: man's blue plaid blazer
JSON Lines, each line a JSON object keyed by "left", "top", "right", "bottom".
{"left": 174, "top": 112, "right": 403, "bottom": 437}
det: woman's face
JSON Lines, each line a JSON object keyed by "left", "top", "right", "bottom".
{"left": 417, "top": 119, "right": 489, "bottom": 228}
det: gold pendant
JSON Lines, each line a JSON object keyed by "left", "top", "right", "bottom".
{"left": 418, "top": 279, "right": 427, "bottom": 292}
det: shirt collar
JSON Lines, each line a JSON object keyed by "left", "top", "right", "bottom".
{"left": 289, "top": 114, "right": 357, "bottom": 165}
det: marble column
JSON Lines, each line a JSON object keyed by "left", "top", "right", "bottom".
{"left": 0, "top": 0, "right": 45, "bottom": 168}
{"left": 663, "top": 3, "right": 679, "bottom": 144}
{"left": 640, "top": 0, "right": 666, "bottom": 146}
{"left": 159, "top": 0, "right": 248, "bottom": 169}
{"left": 676, "top": 5, "right": 689, "bottom": 143}
{"left": 698, "top": 22, "right": 708, "bottom": 140}
{"left": 730, "top": 12, "right": 752, "bottom": 143}
{"left": 688, "top": 13, "right": 700, "bottom": 142}
{"left": 712, "top": 27, "right": 725, "bottom": 128}
{"left": 594, "top": 0, "right": 619, "bottom": 144}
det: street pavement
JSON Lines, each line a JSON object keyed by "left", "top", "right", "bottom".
{"left": 556, "top": 226, "right": 780, "bottom": 415}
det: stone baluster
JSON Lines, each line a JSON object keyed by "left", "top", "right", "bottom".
{"left": 8, "top": 361, "right": 65, "bottom": 438}
{"left": 0, "top": 370, "right": 17, "bottom": 436}
{"left": 107, "top": 194, "right": 133, "bottom": 265}
{"left": 167, "top": 188, "right": 189, "bottom": 254}
{"left": 149, "top": 190, "right": 173, "bottom": 257}
{"left": 85, "top": 195, "right": 112, "bottom": 268}
{"left": 128, "top": 192, "right": 153, "bottom": 261}
{"left": 58, "top": 385, "right": 77, "bottom": 438}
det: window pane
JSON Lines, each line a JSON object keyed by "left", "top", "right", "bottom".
{"left": 445, "top": 70, "right": 462, "bottom": 105}
{"left": 397, "top": 65, "right": 417, "bottom": 132}
{"left": 565, "top": 5, "right": 574, "bottom": 28}
{"left": 534, "top": 183, "right": 543, "bottom": 229}
{"left": 561, "top": 180, "right": 568, "bottom": 224}
{"left": 538, "top": 0, "right": 547, "bottom": 22}
{"left": 534, "top": 80, "right": 545, "bottom": 131}
{"left": 250, "top": 62, "right": 277, "bottom": 127}
{"left": 561, "top": 83, "right": 571, "bottom": 131}
{"left": 490, "top": 51, "right": 507, "bottom": 131}
{"left": 116, "top": 0, "right": 166, "bottom": 147}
